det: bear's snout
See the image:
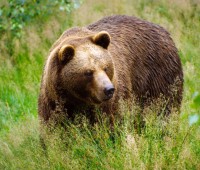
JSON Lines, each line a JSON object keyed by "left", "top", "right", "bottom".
{"left": 92, "top": 71, "right": 115, "bottom": 102}
{"left": 104, "top": 85, "right": 115, "bottom": 100}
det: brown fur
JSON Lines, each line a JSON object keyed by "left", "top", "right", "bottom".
{"left": 38, "top": 15, "right": 183, "bottom": 126}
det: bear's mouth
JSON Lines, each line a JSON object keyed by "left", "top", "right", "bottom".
{"left": 90, "top": 95, "right": 113, "bottom": 104}
{"left": 103, "top": 93, "right": 114, "bottom": 101}
{"left": 90, "top": 96, "right": 102, "bottom": 104}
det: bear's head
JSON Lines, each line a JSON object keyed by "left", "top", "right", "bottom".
{"left": 45, "top": 31, "right": 115, "bottom": 105}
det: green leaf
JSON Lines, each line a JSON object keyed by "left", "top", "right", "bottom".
{"left": 194, "top": 95, "right": 200, "bottom": 105}
{"left": 191, "top": 91, "right": 200, "bottom": 109}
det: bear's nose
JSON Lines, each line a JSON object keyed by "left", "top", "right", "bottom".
{"left": 104, "top": 86, "right": 115, "bottom": 98}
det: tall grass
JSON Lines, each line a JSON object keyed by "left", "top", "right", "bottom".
{"left": 0, "top": 109, "right": 199, "bottom": 169}
{"left": 0, "top": 0, "right": 200, "bottom": 169}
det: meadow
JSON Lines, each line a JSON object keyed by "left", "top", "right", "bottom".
{"left": 0, "top": 0, "right": 200, "bottom": 169}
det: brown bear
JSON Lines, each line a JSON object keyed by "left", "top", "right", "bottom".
{"left": 38, "top": 15, "right": 183, "bottom": 126}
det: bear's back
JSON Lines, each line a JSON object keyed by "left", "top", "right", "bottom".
{"left": 88, "top": 15, "right": 183, "bottom": 108}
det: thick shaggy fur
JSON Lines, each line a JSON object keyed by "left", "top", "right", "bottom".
{"left": 38, "top": 15, "right": 183, "bottom": 126}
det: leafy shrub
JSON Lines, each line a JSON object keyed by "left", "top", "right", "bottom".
{"left": 0, "top": 0, "right": 78, "bottom": 38}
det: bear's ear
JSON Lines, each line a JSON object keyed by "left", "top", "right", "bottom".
{"left": 92, "top": 31, "right": 110, "bottom": 49}
{"left": 58, "top": 45, "right": 75, "bottom": 64}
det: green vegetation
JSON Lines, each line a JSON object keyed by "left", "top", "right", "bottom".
{"left": 0, "top": 0, "right": 199, "bottom": 169}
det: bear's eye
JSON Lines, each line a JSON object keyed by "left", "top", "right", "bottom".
{"left": 104, "top": 67, "right": 108, "bottom": 72}
{"left": 84, "top": 70, "right": 93, "bottom": 77}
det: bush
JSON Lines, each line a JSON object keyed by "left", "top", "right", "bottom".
{"left": 0, "top": 0, "right": 77, "bottom": 38}
{"left": 0, "top": 0, "right": 81, "bottom": 56}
